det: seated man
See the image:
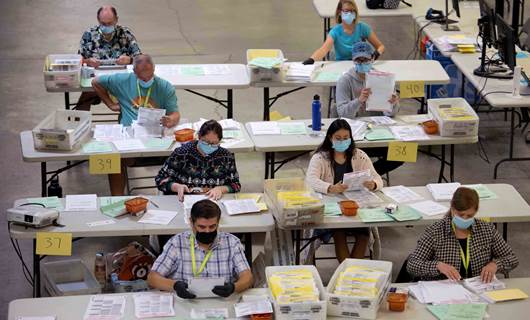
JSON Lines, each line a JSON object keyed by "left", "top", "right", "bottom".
{"left": 147, "top": 200, "right": 253, "bottom": 298}
{"left": 336, "top": 41, "right": 403, "bottom": 175}
{"left": 77, "top": 5, "right": 141, "bottom": 111}
{"left": 92, "top": 54, "right": 180, "bottom": 195}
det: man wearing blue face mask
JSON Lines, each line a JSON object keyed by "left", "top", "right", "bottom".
{"left": 76, "top": 6, "right": 141, "bottom": 111}
{"left": 155, "top": 120, "right": 241, "bottom": 202}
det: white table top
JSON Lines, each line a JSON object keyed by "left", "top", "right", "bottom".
{"left": 451, "top": 53, "right": 530, "bottom": 108}
{"left": 46, "top": 64, "right": 251, "bottom": 93}
{"left": 312, "top": 0, "right": 416, "bottom": 19}
{"left": 304, "top": 184, "right": 530, "bottom": 229}
{"left": 247, "top": 117, "right": 478, "bottom": 152}
{"left": 9, "top": 194, "right": 275, "bottom": 240}
{"left": 20, "top": 125, "right": 255, "bottom": 162}
{"left": 8, "top": 278, "right": 530, "bottom": 319}
{"left": 251, "top": 60, "right": 450, "bottom": 88}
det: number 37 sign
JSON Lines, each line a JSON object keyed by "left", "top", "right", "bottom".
{"left": 387, "top": 141, "right": 418, "bottom": 163}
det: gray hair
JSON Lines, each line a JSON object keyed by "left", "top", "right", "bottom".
{"left": 133, "top": 54, "right": 154, "bottom": 68}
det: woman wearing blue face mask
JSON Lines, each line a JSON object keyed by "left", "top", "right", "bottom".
{"left": 306, "top": 119, "right": 383, "bottom": 261}
{"left": 303, "top": 0, "right": 384, "bottom": 64}
{"left": 155, "top": 120, "right": 241, "bottom": 202}
{"left": 407, "top": 187, "right": 518, "bottom": 283}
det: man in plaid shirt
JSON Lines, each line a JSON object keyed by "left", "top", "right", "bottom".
{"left": 148, "top": 200, "right": 253, "bottom": 298}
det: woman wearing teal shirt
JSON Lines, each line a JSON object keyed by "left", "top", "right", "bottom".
{"left": 303, "top": 0, "right": 384, "bottom": 64}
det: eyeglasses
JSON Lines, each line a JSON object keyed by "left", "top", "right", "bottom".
{"left": 341, "top": 9, "right": 354, "bottom": 13}
{"left": 200, "top": 140, "right": 220, "bottom": 148}
{"left": 354, "top": 58, "right": 372, "bottom": 64}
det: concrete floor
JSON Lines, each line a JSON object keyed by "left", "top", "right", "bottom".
{"left": 1, "top": 0, "right": 530, "bottom": 316}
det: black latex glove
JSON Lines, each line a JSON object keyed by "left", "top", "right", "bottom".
{"left": 173, "top": 280, "right": 196, "bottom": 299}
{"left": 302, "top": 58, "right": 315, "bottom": 65}
{"left": 212, "top": 282, "right": 235, "bottom": 297}
{"left": 372, "top": 50, "right": 381, "bottom": 61}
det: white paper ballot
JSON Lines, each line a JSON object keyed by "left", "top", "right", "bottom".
{"left": 363, "top": 116, "right": 397, "bottom": 126}
{"left": 343, "top": 169, "right": 372, "bottom": 191}
{"left": 136, "top": 107, "right": 166, "bottom": 126}
{"left": 132, "top": 122, "right": 163, "bottom": 138}
{"left": 183, "top": 195, "right": 209, "bottom": 210}
{"left": 93, "top": 124, "right": 125, "bottom": 141}
{"left": 112, "top": 139, "right": 145, "bottom": 151}
{"left": 65, "top": 194, "right": 97, "bottom": 211}
{"left": 133, "top": 292, "right": 175, "bottom": 318}
{"left": 344, "top": 189, "right": 384, "bottom": 208}
{"left": 234, "top": 301, "right": 273, "bottom": 317}
{"left": 390, "top": 125, "right": 430, "bottom": 141}
{"left": 344, "top": 119, "right": 368, "bottom": 140}
{"left": 219, "top": 118, "right": 241, "bottom": 130}
{"left": 190, "top": 308, "right": 229, "bottom": 319}
{"left": 249, "top": 121, "right": 281, "bottom": 135}
{"left": 366, "top": 71, "right": 395, "bottom": 112}
{"left": 83, "top": 295, "right": 126, "bottom": 320}
{"left": 138, "top": 210, "right": 178, "bottom": 225}
{"left": 408, "top": 200, "right": 448, "bottom": 216}
{"left": 188, "top": 277, "right": 225, "bottom": 298}
{"left": 427, "top": 183, "right": 462, "bottom": 201}
{"left": 87, "top": 219, "right": 116, "bottom": 227}
{"left": 382, "top": 186, "right": 424, "bottom": 203}
{"left": 223, "top": 199, "right": 261, "bottom": 215}
{"left": 17, "top": 317, "right": 56, "bottom": 320}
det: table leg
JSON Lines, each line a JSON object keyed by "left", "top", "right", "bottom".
{"left": 64, "top": 92, "right": 70, "bottom": 110}
{"left": 270, "top": 152, "right": 276, "bottom": 179}
{"left": 295, "top": 230, "right": 301, "bottom": 265}
{"left": 243, "top": 233, "right": 252, "bottom": 265}
{"left": 227, "top": 89, "right": 233, "bottom": 119}
{"left": 33, "top": 240, "right": 41, "bottom": 297}
{"left": 438, "top": 145, "right": 446, "bottom": 183}
{"left": 264, "top": 153, "right": 270, "bottom": 179}
{"left": 41, "top": 162, "right": 47, "bottom": 197}
{"left": 263, "top": 88, "right": 270, "bottom": 121}
{"left": 450, "top": 144, "right": 455, "bottom": 182}
{"left": 503, "top": 223, "right": 508, "bottom": 242}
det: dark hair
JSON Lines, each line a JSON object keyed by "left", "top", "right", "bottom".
{"left": 97, "top": 6, "right": 118, "bottom": 20}
{"left": 190, "top": 199, "right": 221, "bottom": 223}
{"left": 199, "top": 120, "right": 223, "bottom": 140}
{"left": 335, "top": 0, "right": 359, "bottom": 24}
{"left": 315, "top": 119, "right": 356, "bottom": 169}
{"left": 448, "top": 187, "right": 479, "bottom": 215}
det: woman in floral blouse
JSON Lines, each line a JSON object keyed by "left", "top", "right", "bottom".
{"left": 155, "top": 120, "right": 241, "bottom": 201}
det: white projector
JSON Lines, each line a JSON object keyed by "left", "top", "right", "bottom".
{"left": 7, "top": 205, "right": 59, "bottom": 228}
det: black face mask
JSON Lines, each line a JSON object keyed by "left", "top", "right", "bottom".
{"left": 195, "top": 229, "right": 217, "bottom": 245}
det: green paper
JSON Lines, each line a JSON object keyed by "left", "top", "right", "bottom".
{"left": 100, "top": 196, "right": 133, "bottom": 218}
{"left": 390, "top": 206, "right": 423, "bottom": 222}
{"left": 314, "top": 71, "right": 342, "bottom": 82}
{"left": 278, "top": 122, "right": 308, "bottom": 135}
{"left": 324, "top": 202, "right": 342, "bottom": 216}
{"left": 222, "top": 130, "right": 243, "bottom": 139}
{"left": 427, "top": 305, "right": 450, "bottom": 320}
{"left": 365, "top": 128, "right": 394, "bottom": 141}
{"left": 82, "top": 141, "right": 114, "bottom": 154}
{"left": 465, "top": 184, "right": 497, "bottom": 199}
{"left": 180, "top": 66, "right": 205, "bottom": 76}
{"left": 358, "top": 208, "right": 394, "bottom": 223}
{"left": 26, "top": 196, "right": 63, "bottom": 210}
{"left": 144, "top": 138, "right": 173, "bottom": 149}
{"left": 248, "top": 57, "right": 283, "bottom": 69}
{"left": 444, "top": 304, "right": 487, "bottom": 320}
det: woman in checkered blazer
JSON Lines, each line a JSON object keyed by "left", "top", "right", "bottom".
{"left": 407, "top": 187, "right": 518, "bottom": 283}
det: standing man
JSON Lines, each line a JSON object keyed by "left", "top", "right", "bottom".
{"left": 76, "top": 5, "right": 141, "bottom": 111}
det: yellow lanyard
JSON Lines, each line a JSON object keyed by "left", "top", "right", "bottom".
{"left": 452, "top": 224, "right": 471, "bottom": 276}
{"left": 190, "top": 234, "right": 214, "bottom": 277}
{"left": 136, "top": 80, "right": 153, "bottom": 108}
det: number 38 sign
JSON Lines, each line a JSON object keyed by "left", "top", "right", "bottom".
{"left": 89, "top": 153, "right": 121, "bottom": 174}
{"left": 387, "top": 141, "right": 418, "bottom": 163}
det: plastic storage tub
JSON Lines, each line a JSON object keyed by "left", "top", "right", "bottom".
{"left": 326, "top": 259, "right": 392, "bottom": 319}
{"left": 44, "top": 54, "right": 82, "bottom": 89}
{"left": 266, "top": 265, "right": 327, "bottom": 320}
{"left": 247, "top": 49, "right": 284, "bottom": 83}
{"left": 32, "top": 110, "right": 92, "bottom": 151}
{"left": 428, "top": 98, "right": 479, "bottom": 137}
{"left": 42, "top": 259, "right": 101, "bottom": 296}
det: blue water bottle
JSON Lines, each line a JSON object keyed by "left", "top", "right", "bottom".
{"left": 311, "top": 94, "right": 322, "bottom": 133}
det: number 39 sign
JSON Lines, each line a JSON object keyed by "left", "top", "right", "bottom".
{"left": 387, "top": 141, "right": 418, "bottom": 163}
{"left": 89, "top": 153, "right": 121, "bottom": 174}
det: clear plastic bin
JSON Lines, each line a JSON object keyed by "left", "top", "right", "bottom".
{"left": 32, "top": 110, "right": 92, "bottom": 151}
{"left": 247, "top": 49, "right": 284, "bottom": 83}
{"left": 42, "top": 259, "right": 101, "bottom": 296}
{"left": 428, "top": 98, "right": 479, "bottom": 137}
{"left": 44, "top": 54, "right": 82, "bottom": 89}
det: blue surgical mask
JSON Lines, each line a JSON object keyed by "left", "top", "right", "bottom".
{"left": 100, "top": 25, "right": 115, "bottom": 34}
{"left": 332, "top": 138, "right": 351, "bottom": 152}
{"left": 139, "top": 78, "right": 154, "bottom": 88}
{"left": 452, "top": 215, "right": 475, "bottom": 230}
{"left": 341, "top": 12, "right": 356, "bottom": 25}
{"left": 198, "top": 140, "right": 219, "bottom": 155}
{"left": 355, "top": 62, "right": 373, "bottom": 74}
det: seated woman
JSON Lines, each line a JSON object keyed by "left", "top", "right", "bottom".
{"left": 155, "top": 119, "right": 241, "bottom": 201}
{"left": 407, "top": 187, "right": 518, "bottom": 283}
{"left": 302, "top": 0, "right": 384, "bottom": 64}
{"left": 306, "top": 119, "right": 383, "bottom": 261}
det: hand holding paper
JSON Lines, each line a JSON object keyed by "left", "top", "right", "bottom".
{"left": 366, "top": 71, "right": 395, "bottom": 113}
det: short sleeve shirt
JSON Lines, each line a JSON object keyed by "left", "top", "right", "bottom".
{"left": 329, "top": 22, "right": 372, "bottom": 61}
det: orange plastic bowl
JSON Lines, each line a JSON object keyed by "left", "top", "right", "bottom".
{"left": 339, "top": 200, "right": 359, "bottom": 216}
{"left": 174, "top": 128, "right": 195, "bottom": 142}
{"left": 125, "top": 197, "right": 149, "bottom": 215}
{"left": 387, "top": 292, "right": 408, "bottom": 312}
{"left": 422, "top": 120, "right": 439, "bottom": 135}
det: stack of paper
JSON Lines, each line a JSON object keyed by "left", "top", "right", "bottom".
{"left": 389, "top": 125, "right": 430, "bottom": 141}
{"left": 249, "top": 121, "right": 281, "bottom": 135}
{"left": 179, "top": 65, "right": 205, "bottom": 76}
{"left": 324, "top": 202, "right": 342, "bottom": 216}
{"left": 285, "top": 63, "right": 316, "bottom": 82}
{"left": 26, "top": 196, "right": 63, "bottom": 210}
{"left": 131, "top": 122, "right": 163, "bottom": 138}
{"left": 464, "top": 184, "right": 497, "bottom": 200}
{"left": 83, "top": 295, "right": 126, "bottom": 320}
{"left": 235, "top": 193, "right": 268, "bottom": 211}
{"left": 234, "top": 300, "right": 273, "bottom": 318}
{"left": 112, "top": 139, "right": 146, "bottom": 151}
{"left": 82, "top": 141, "right": 114, "bottom": 154}
{"left": 65, "top": 194, "right": 98, "bottom": 212}
{"left": 481, "top": 288, "right": 528, "bottom": 303}
{"left": 408, "top": 200, "right": 448, "bottom": 216}
{"left": 93, "top": 124, "right": 126, "bottom": 141}
{"left": 189, "top": 308, "right": 229, "bottom": 319}
{"left": 99, "top": 196, "right": 133, "bottom": 218}
{"left": 188, "top": 277, "right": 225, "bottom": 298}
{"left": 143, "top": 138, "right": 173, "bottom": 149}
{"left": 136, "top": 107, "right": 166, "bottom": 126}
{"left": 269, "top": 269, "right": 320, "bottom": 303}
{"left": 463, "top": 276, "right": 505, "bottom": 294}
{"left": 138, "top": 210, "right": 178, "bottom": 225}
{"left": 343, "top": 169, "right": 372, "bottom": 191}
{"left": 364, "top": 116, "right": 397, "bottom": 126}
{"left": 427, "top": 303, "right": 487, "bottom": 320}
{"left": 133, "top": 292, "right": 175, "bottom": 318}
{"left": 219, "top": 118, "right": 241, "bottom": 130}
{"left": 382, "top": 186, "right": 423, "bottom": 203}
{"left": 183, "top": 195, "right": 209, "bottom": 210}
{"left": 358, "top": 206, "right": 422, "bottom": 223}
{"left": 427, "top": 183, "right": 461, "bottom": 201}
{"left": 409, "top": 281, "right": 478, "bottom": 304}
{"left": 365, "top": 128, "right": 394, "bottom": 141}
{"left": 248, "top": 57, "right": 283, "bottom": 69}
{"left": 222, "top": 199, "right": 261, "bottom": 215}
{"left": 333, "top": 265, "right": 388, "bottom": 298}
{"left": 344, "top": 189, "right": 384, "bottom": 208}
{"left": 278, "top": 122, "right": 308, "bottom": 135}
{"left": 366, "top": 71, "right": 395, "bottom": 113}
{"left": 344, "top": 119, "right": 368, "bottom": 140}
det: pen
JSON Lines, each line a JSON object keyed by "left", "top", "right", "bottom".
{"left": 150, "top": 199, "right": 160, "bottom": 208}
